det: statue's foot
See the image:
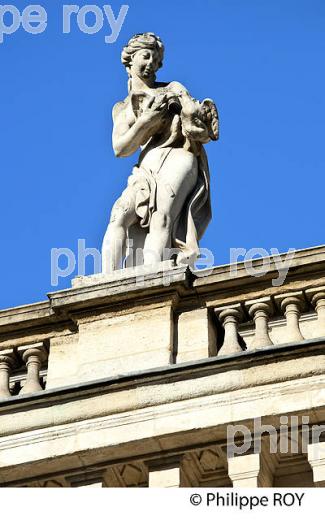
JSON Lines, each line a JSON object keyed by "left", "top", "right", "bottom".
{"left": 176, "top": 250, "right": 197, "bottom": 268}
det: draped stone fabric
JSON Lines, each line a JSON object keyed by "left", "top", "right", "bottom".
{"left": 111, "top": 85, "right": 214, "bottom": 266}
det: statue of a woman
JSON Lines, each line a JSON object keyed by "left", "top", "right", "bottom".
{"left": 102, "top": 32, "right": 218, "bottom": 272}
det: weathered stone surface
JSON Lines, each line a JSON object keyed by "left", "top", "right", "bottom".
{"left": 177, "top": 307, "right": 217, "bottom": 362}
{"left": 0, "top": 245, "right": 325, "bottom": 486}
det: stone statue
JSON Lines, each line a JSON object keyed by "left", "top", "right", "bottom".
{"left": 102, "top": 32, "right": 218, "bottom": 273}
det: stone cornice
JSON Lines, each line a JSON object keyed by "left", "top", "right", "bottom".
{"left": 193, "top": 244, "right": 325, "bottom": 291}
{"left": 0, "top": 245, "right": 324, "bottom": 336}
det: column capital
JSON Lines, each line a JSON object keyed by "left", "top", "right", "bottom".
{"left": 17, "top": 342, "right": 48, "bottom": 364}
{"left": 228, "top": 452, "right": 273, "bottom": 487}
{"left": 228, "top": 452, "right": 260, "bottom": 479}
{"left": 0, "top": 348, "right": 17, "bottom": 367}
{"left": 274, "top": 291, "right": 306, "bottom": 312}
{"left": 146, "top": 455, "right": 185, "bottom": 487}
{"left": 305, "top": 287, "right": 325, "bottom": 307}
{"left": 307, "top": 442, "right": 325, "bottom": 487}
{"left": 245, "top": 297, "right": 273, "bottom": 318}
{"left": 214, "top": 303, "right": 244, "bottom": 322}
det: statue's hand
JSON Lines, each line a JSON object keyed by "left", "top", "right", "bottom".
{"left": 141, "top": 94, "right": 169, "bottom": 127}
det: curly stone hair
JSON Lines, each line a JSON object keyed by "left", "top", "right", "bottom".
{"left": 121, "top": 32, "right": 164, "bottom": 76}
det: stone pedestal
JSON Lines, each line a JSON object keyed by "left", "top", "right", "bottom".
{"left": 47, "top": 263, "right": 189, "bottom": 387}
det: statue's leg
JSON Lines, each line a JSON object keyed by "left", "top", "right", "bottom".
{"left": 102, "top": 192, "right": 137, "bottom": 273}
{"left": 143, "top": 150, "right": 198, "bottom": 266}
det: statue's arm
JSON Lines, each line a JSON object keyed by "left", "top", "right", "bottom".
{"left": 112, "top": 98, "right": 167, "bottom": 158}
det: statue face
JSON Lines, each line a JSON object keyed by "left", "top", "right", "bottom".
{"left": 130, "top": 48, "right": 160, "bottom": 81}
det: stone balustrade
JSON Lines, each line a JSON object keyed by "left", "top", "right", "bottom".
{"left": 0, "top": 342, "right": 48, "bottom": 398}
{"left": 0, "top": 288, "right": 324, "bottom": 398}
{"left": 0, "top": 247, "right": 322, "bottom": 391}
{"left": 213, "top": 287, "right": 325, "bottom": 355}
{"left": 1, "top": 289, "right": 324, "bottom": 399}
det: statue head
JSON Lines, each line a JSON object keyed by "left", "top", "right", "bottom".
{"left": 121, "top": 32, "right": 164, "bottom": 84}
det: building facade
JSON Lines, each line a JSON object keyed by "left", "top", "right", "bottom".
{"left": 0, "top": 246, "right": 325, "bottom": 487}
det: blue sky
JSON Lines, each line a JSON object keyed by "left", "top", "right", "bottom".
{"left": 1, "top": 0, "right": 324, "bottom": 309}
